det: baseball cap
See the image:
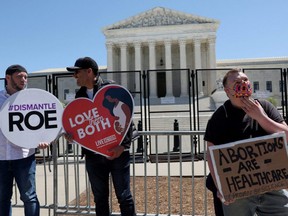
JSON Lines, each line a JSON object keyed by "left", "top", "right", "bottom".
{"left": 66, "top": 57, "right": 98, "bottom": 72}
{"left": 6, "top": 64, "right": 27, "bottom": 75}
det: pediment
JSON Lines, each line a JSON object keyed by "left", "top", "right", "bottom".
{"left": 103, "top": 7, "right": 219, "bottom": 30}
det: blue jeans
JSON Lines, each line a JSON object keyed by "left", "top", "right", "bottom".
{"left": 0, "top": 154, "right": 40, "bottom": 216}
{"left": 85, "top": 151, "right": 135, "bottom": 216}
{"left": 222, "top": 190, "right": 288, "bottom": 216}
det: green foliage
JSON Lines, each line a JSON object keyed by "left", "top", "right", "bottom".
{"left": 267, "top": 97, "right": 277, "bottom": 107}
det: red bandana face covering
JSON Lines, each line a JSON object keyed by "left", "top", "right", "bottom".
{"left": 233, "top": 80, "right": 252, "bottom": 98}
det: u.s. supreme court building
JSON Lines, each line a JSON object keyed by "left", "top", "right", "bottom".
{"left": 28, "top": 7, "right": 288, "bottom": 107}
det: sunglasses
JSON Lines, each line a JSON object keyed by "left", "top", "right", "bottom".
{"left": 73, "top": 69, "right": 87, "bottom": 75}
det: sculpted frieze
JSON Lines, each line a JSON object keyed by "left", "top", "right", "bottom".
{"left": 109, "top": 7, "right": 213, "bottom": 30}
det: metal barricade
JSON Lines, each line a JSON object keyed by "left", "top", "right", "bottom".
{"left": 12, "top": 130, "right": 213, "bottom": 216}
{"left": 11, "top": 147, "right": 54, "bottom": 215}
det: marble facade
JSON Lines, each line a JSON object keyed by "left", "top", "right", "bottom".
{"left": 102, "top": 7, "right": 220, "bottom": 97}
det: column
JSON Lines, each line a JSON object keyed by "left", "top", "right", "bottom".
{"left": 164, "top": 39, "right": 173, "bottom": 96}
{"left": 106, "top": 42, "right": 114, "bottom": 80}
{"left": 208, "top": 37, "right": 216, "bottom": 68}
{"left": 207, "top": 37, "right": 217, "bottom": 95}
{"left": 120, "top": 41, "right": 128, "bottom": 87}
{"left": 148, "top": 40, "right": 157, "bottom": 97}
{"left": 194, "top": 38, "right": 203, "bottom": 95}
{"left": 179, "top": 38, "right": 188, "bottom": 96}
{"left": 194, "top": 38, "right": 202, "bottom": 70}
{"left": 134, "top": 41, "right": 142, "bottom": 92}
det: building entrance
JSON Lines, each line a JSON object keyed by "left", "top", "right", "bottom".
{"left": 157, "top": 72, "right": 166, "bottom": 97}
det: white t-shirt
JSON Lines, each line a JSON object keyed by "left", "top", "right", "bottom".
{"left": 86, "top": 88, "right": 93, "bottom": 99}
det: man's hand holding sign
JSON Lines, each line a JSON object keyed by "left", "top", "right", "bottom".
{"left": 62, "top": 84, "right": 134, "bottom": 158}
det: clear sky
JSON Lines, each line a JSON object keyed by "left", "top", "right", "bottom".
{"left": 0, "top": 0, "right": 287, "bottom": 77}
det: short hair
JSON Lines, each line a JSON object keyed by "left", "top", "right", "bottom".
{"left": 222, "top": 68, "right": 243, "bottom": 87}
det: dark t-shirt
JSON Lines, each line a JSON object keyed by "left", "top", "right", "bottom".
{"left": 204, "top": 99, "right": 284, "bottom": 145}
{"left": 204, "top": 99, "right": 284, "bottom": 192}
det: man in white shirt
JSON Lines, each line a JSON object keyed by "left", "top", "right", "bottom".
{"left": 0, "top": 64, "right": 49, "bottom": 216}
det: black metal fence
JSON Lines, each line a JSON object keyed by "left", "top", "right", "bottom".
{"left": 1, "top": 67, "right": 287, "bottom": 156}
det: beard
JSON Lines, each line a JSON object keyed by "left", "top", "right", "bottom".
{"left": 10, "top": 77, "right": 26, "bottom": 91}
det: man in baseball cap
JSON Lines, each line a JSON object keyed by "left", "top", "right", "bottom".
{"left": 66, "top": 57, "right": 100, "bottom": 87}
{"left": 66, "top": 57, "right": 98, "bottom": 74}
{"left": 64, "top": 57, "right": 136, "bottom": 216}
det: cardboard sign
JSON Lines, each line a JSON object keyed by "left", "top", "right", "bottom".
{"left": 209, "top": 132, "right": 288, "bottom": 201}
{"left": 0, "top": 88, "right": 63, "bottom": 148}
{"left": 62, "top": 84, "right": 134, "bottom": 157}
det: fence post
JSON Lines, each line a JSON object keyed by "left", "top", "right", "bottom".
{"left": 137, "top": 120, "right": 143, "bottom": 153}
{"left": 173, "top": 119, "right": 180, "bottom": 152}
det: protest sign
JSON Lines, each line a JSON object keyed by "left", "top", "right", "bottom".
{"left": 0, "top": 88, "right": 63, "bottom": 148}
{"left": 209, "top": 132, "right": 288, "bottom": 201}
{"left": 62, "top": 84, "right": 134, "bottom": 157}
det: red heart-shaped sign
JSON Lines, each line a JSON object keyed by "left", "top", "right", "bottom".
{"left": 62, "top": 84, "right": 134, "bottom": 157}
